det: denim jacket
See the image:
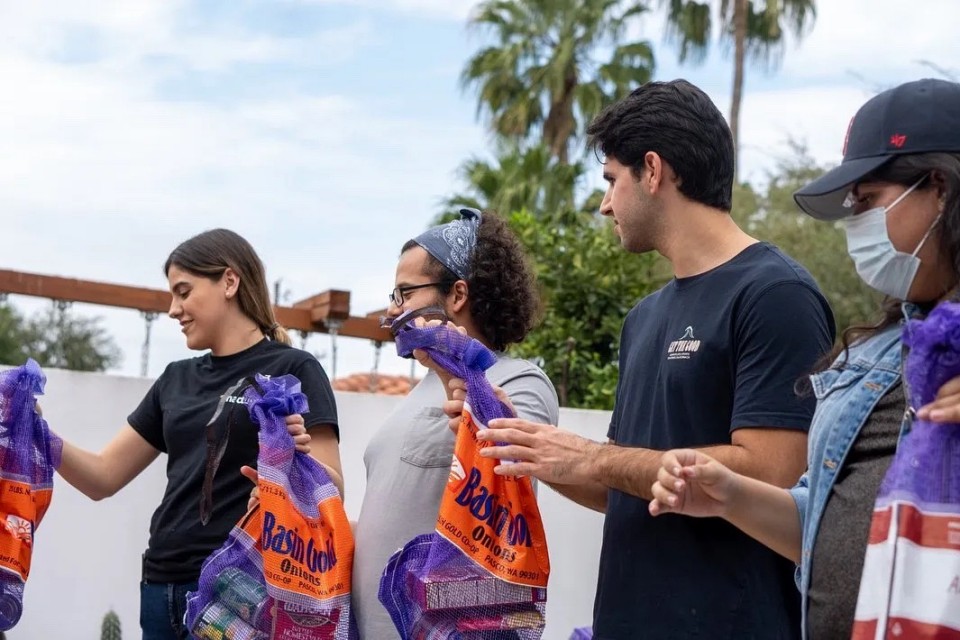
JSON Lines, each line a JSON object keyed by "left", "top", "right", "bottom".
{"left": 787, "top": 323, "right": 912, "bottom": 639}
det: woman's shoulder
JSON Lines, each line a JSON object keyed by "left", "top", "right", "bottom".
{"left": 835, "top": 324, "right": 903, "bottom": 371}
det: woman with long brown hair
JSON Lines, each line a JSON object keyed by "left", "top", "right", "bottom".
{"left": 53, "top": 229, "right": 342, "bottom": 639}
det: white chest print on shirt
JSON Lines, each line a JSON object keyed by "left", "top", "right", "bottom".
{"left": 667, "top": 326, "right": 702, "bottom": 361}
{"left": 219, "top": 374, "right": 271, "bottom": 405}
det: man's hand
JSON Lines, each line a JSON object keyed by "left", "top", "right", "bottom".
{"left": 476, "top": 418, "right": 600, "bottom": 484}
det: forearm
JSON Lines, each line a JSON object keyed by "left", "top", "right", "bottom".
{"left": 546, "top": 479, "right": 608, "bottom": 513}
{"left": 317, "top": 461, "right": 345, "bottom": 499}
{"left": 591, "top": 443, "right": 662, "bottom": 501}
{"left": 591, "top": 440, "right": 802, "bottom": 502}
{"left": 701, "top": 441, "right": 805, "bottom": 488}
{"left": 306, "top": 425, "right": 344, "bottom": 498}
{"left": 56, "top": 440, "right": 118, "bottom": 501}
{"left": 55, "top": 426, "right": 158, "bottom": 501}
{"left": 723, "top": 474, "right": 802, "bottom": 563}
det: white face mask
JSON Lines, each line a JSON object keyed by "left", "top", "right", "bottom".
{"left": 842, "top": 175, "right": 940, "bottom": 300}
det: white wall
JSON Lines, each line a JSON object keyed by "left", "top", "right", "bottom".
{"left": 13, "top": 369, "right": 610, "bottom": 640}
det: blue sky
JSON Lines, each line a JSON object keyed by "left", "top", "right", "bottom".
{"left": 2, "top": 0, "right": 959, "bottom": 380}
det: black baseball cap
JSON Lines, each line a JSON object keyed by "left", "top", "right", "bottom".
{"left": 795, "top": 78, "right": 960, "bottom": 220}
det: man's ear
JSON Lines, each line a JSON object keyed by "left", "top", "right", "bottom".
{"left": 449, "top": 280, "right": 469, "bottom": 314}
{"left": 644, "top": 151, "right": 664, "bottom": 195}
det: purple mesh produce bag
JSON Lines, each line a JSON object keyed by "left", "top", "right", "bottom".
{"left": 0, "top": 360, "right": 62, "bottom": 630}
{"left": 378, "top": 323, "right": 550, "bottom": 640}
{"left": 852, "top": 302, "right": 960, "bottom": 638}
{"left": 185, "top": 374, "right": 357, "bottom": 640}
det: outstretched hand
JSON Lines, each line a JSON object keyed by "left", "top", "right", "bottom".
{"left": 475, "top": 418, "right": 596, "bottom": 483}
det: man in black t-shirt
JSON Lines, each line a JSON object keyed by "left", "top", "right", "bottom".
{"left": 476, "top": 80, "right": 835, "bottom": 639}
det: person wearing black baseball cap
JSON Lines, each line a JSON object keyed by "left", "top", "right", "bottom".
{"left": 648, "top": 78, "right": 960, "bottom": 639}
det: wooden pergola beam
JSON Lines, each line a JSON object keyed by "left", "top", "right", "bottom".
{"left": 0, "top": 269, "right": 392, "bottom": 342}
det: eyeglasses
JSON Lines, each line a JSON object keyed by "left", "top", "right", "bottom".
{"left": 389, "top": 282, "right": 445, "bottom": 307}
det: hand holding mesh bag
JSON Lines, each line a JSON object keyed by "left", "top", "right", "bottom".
{"left": 379, "top": 322, "right": 550, "bottom": 640}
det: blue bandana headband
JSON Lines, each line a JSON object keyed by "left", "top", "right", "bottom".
{"left": 413, "top": 207, "right": 481, "bottom": 280}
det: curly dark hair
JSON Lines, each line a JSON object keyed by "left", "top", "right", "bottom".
{"left": 402, "top": 212, "right": 540, "bottom": 351}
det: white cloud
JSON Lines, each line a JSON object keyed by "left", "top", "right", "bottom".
{"left": 780, "top": 0, "right": 960, "bottom": 81}
{"left": 5, "top": 0, "right": 960, "bottom": 381}
{"left": 0, "top": 1, "right": 483, "bottom": 379}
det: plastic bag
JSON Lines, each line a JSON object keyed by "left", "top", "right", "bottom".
{"left": 852, "top": 302, "right": 960, "bottom": 638}
{"left": 379, "top": 323, "right": 550, "bottom": 639}
{"left": 0, "top": 359, "right": 61, "bottom": 630}
{"left": 185, "top": 373, "right": 356, "bottom": 639}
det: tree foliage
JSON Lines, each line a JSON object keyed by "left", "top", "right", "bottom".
{"left": 0, "top": 301, "right": 122, "bottom": 372}
{"left": 662, "top": 0, "right": 816, "bottom": 168}
{"left": 507, "top": 209, "right": 669, "bottom": 408}
{"left": 463, "top": 0, "right": 654, "bottom": 163}
{"left": 731, "top": 143, "right": 879, "bottom": 335}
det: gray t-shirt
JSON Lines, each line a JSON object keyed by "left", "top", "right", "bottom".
{"left": 352, "top": 355, "right": 560, "bottom": 639}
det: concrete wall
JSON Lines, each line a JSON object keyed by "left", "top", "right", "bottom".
{"left": 11, "top": 368, "right": 610, "bottom": 640}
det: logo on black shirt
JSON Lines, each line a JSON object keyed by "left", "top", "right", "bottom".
{"left": 219, "top": 374, "right": 272, "bottom": 405}
{"left": 667, "top": 326, "right": 701, "bottom": 361}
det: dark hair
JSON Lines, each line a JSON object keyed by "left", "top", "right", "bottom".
{"left": 586, "top": 79, "right": 734, "bottom": 211}
{"left": 820, "top": 152, "right": 960, "bottom": 369}
{"left": 164, "top": 229, "right": 291, "bottom": 345}
{"left": 402, "top": 213, "right": 540, "bottom": 351}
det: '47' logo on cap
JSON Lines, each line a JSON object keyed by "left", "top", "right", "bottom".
{"left": 889, "top": 134, "right": 907, "bottom": 148}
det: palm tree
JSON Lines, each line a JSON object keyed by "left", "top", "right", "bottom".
{"left": 441, "top": 144, "right": 587, "bottom": 218}
{"left": 462, "top": 0, "right": 655, "bottom": 164}
{"left": 662, "top": 0, "right": 816, "bottom": 178}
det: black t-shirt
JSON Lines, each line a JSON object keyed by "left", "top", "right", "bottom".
{"left": 128, "top": 339, "right": 338, "bottom": 583}
{"left": 594, "top": 243, "right": 835, "bottom": 639}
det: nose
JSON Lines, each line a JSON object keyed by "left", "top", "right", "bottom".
{"left": 386, "top": 298, "right": 403, "bottom": 320}
{"left": 168, "top": 297, "right": 181, "bottom": 319}
{"left": 599, "top": 188, "right": 613, "bottom": 217}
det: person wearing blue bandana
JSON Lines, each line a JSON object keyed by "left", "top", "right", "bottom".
{"left": 351, "top": 209, "right": 560, "bottom": 639}
{"left": 649, "top": 78, "right": 960, "bottom": 638}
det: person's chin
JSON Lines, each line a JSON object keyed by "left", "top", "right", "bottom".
{"left": 184, "top": 334, "right": 209, "bottom": 351}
